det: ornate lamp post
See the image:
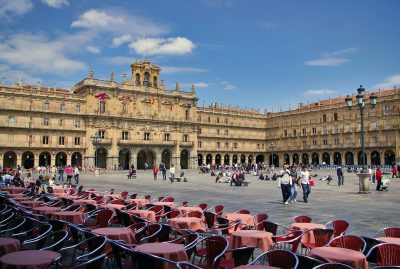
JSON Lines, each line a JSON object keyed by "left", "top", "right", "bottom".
{"left": 90, "top": 132, "right": 101, "bottom": 176}
{"left": 345, "top": 85, "right": 377, "bottom": 193}
{"left": 269, "top": 142, "right": 276, "bottom": 168}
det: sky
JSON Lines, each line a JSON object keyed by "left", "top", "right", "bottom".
{"left": 0, "top": 0, "right": 399, "bottom": 111}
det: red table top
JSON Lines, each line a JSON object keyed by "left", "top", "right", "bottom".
{"left": 0, "top": 250, "right": 60, "bottom": 269}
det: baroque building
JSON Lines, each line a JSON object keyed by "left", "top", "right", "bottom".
{"left": 0, "top": 60, "right": 399, "bottom": 170}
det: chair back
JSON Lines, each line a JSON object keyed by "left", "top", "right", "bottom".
{"left": 264, "top": 221, "right": 279, "bottom": 235}
{"left": 295, "top": 253, "right": 324, "bottom": 269}
{"left": 111, "top": 199, "right": 125, "bottom": 205}
{"left": 120, "top": 191, "right": 128, "bottom": 199}
{"left": 313, "top": 228, "right": 334, "bottom": 247}
{"left": 167, "top": 210, "right": 181, "bottom": 219}
{"left": 40, "top": 230, "right": 69, "bottom": 251}
{"left": 131, "top": 249, "right": 179, "bottom": 269}
{"left": 251, "top": 249, "right": 298, "bottom": 269}
{"left": 96, "top": 209, "right": 113, "bottom": 227}
{"left": 86, "top": 236, "right": 107, "bottom": 257}
{"left": 256, "top": 213, "right": 268, "bottom": 230}
{"left": 326, "top": 220, "right": 350, "bottom": 237}
{"left": 328, "top": 235, "right": 366, "bottom": 252}
{"left": 130, "top": 193, "right": 137, "bottom": 199}
{"left": 214, "top": 205, "right": 224, "bottom": 216}
{"left": 204, "top": 236, "right": 229, "bottom": 268}
{"left": 231, "top": 246, "right": 255, "bottom": 266}
{"left": 187, "top": 211, "right": 203, "bottom": 218}
{"left": 313, "top": 263, "right": 354, "bottom": 269}
{"left": 140, "top": 223, "right": 162, "bottom": 243}
{"left": 48, "top": 219, "right": 66, "bottom": 231}
{"left": 361, "top": 236, "right": 381, "bottom": 263}
{"left": 369, "top": 243, "right": 400, "bottom": 266}
{"left": 163, "top": 197, "right": 174, "bottom": 202}
{"left": 70, "top": 254, "right": 106, "bottom": 269}
{"left": 144, "top": 194, "right": 151, "bottom": 200}
{"left": 0, "top": 218, "right": 26, "bottom": 236}
{"left": 204, "top": 211, "right": 217, "bottom": 229}
{"left": 197, "top": 203, "right": 207, "bottom": 210}
{"left": 182, "top": 201, "right": 189, "bottom": 207}
{"left": 294, "top": 215, "right": 312, "bottom": 223}
{"left": 384, "top": 227, "right": 400, "bottom": 238}
{"left": 238, "top": 209, "right": 251, "bottom": 215}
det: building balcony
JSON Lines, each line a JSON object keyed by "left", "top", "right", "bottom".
{"left": 180, "top": 141, "right": 194, "bottom": 147}
{"left": 93, "top": 138, "right": 112, "bottom": 145}
{"left": 117, "top": 139, "right": 176, "bottom": 146}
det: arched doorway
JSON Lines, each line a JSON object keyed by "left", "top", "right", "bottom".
{"left": 269, "top": 154, "right": 279, "bottom": 167}
{"left": 357, "top": 151, "right": 367, "bottom": 166}
{"left": 284, "top": 153, "right": 290, "bottom": 165}
{"left": 311, "top": 153, "right": 319, "bottom": 165}
{"left": 215, "top": 154, "right": 221, "bottom": 165}
{"left": 21, "top": 151, "right": 34, "bottom": 169}
{"left": 384, "top": 150, "right": 395, "bottom": 165}
{"left": 333, "top": 152, "right": 342, "bottom": 165}
{"left": 240, "top": 155, "right": 246, "bottom": 163}
{"left": 248, "top": 155, "right": 253, "bottom": 163}
{"left": 3, "top": 151, "right": 16, "bottom": 168}
{"left": 232, "top": 154, "right": 238, "bottom": 164}
{"left": 162, "top": 149, "right": 172, "bottom": 168}
{"left": 137, "top": 149, "right": 155, "bottom": 169}
{"left": 322, "top": 152, "right": 330, "bottom": 165}
{"left": 119, "top": 149, "right": 130, "bottom": 170}
{"left": 39, "top": 152, "right": 51, "bottom": 167}
{"left": 71, "top": 152, "right": 82, "bottom": 167}
{"left": 95, "top": 148, "right": 107, "bottom": 168}
{"left": 224, "top": 154, "right": 230, "bottom": 165}
{"left": 345, "top": 152, "right": 354, "bottom": 165}
{"left": 180, "top": 150, "right": 189, "bottom": 169}
{"left": 301, "top": 153, "right": 309, "bottom": 165}
{"left": 55, "top": 152, "right": 67, "bottom": 167}
{"left": 256, "top": 154, "right": 264, "bottom": 164}
{"left": 197, "top": 154, "right": 203, "bottom": 166}
{"left": 206, "top": 154, "right": 212, "bottom": 165}
{"left": 370, "top": 151, "right": 381, "bottom": 165}
{"left": 292, "top": 153, "right": 299, "bottom": 165}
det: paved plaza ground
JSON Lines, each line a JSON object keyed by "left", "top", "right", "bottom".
{"left": 75, "top": 168, "right": 398, "bottom": 236}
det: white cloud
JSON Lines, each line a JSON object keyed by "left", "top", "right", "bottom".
{"left": 161, "top": 66, "right": 207, "bottom": 74}
{"left": 129, "top": 37, "right": 195, "bottom": 56}
{"left": 0, "top": 0, "right": 33, "bottom": 18}
{"left": 85, "top": 46, "right": 100, "bottom": 54}
{"left": 0, "top": 64, "right": 41, "bottom": 85}
{"left": 372, "top": 75, "right": 400, "bottom": 90}
{"left": 222, "top": 81, "right": 236, "bottom": 90}
{"left": 181, "top": 82, "right": 209, "bottom": 89}
{"left": 72, "top": 9, "right": 123, "bottom": 28}
{"left": 41, "top": 0, "right": 69, "bottom": 8}
{"left": 102, "top": 56, "right": 133, "bottom": 66}
{"left": 303, "top": 89, "right": 335, "bottom": 96}
{"left": 305, "top": 47, "right": 358, "bottom": 67}
{"left": 0, "top": 32, "right": 86, "bottom": 74}
{"left": 112, "top": 34, "right": 132, "bottom": 47}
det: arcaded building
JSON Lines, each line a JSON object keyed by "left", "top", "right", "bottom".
{"left": 0, "top": 60, "right": 399, "bottom": 170}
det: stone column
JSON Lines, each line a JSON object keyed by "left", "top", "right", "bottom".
{"left": 211, "top": 154, "right": 215, "bottom": 165}
{"left": 0, "top": 155, "right": 3, "bottom": 168}
{"left": 67, "top": 154, "right": 72, "bottom": 166}
{"left": 380, "top": 151, "right": 384, "bottom": 166}
{"left": 51, "top": 154, "right": 56, "bottom": 167}
{"left": 16, "top": 154, "right": 20, "bottom": 167}
{"left": 229, "top": 155, "right": 233, "bottom": 166}
{"left": 329, "top": 152, "right": 334, "bottom": 166}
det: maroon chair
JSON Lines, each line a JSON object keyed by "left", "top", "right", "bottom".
{"left": 203, "top": 211, "right": 217, "bottom": 230}
{"left": 125, "top": 202, "right": 138, "bottom": 210}
{"left": 158, "top": 196, "right": 165, "bottom": 202}
{"left": 139, "top": 223, "right": 162, "bottom": 244}
{"left": 166, "top": 210, "right": 181, "bottom": 220}
{"left": 197, "top": 203, "right": 207, "bottom": 211}
{"left": 161, "top": 197, "right": 175, "bottom": 202}
{"left": 293, "top": 215, "right": 312, "bottom": 223}
{"left": 327, "top": 235, "right": 366, "bottom": 252}
{"left": 182, "top": 201, "right": 189, "bottom": 207}
{"left": 325, "top": 219, "right": 350, "bottom": 237}
{"left": 382, "top": 227, "right": 400, "bottom": 238}
{"left": 272, "top": 230, "right": 304, "bottom": 253}
{"left": 110, "top": 199, "right": 125, "bottom": 205}
{"left": 144, "top": 194, "right": 151, "bottom": 200}
{"left": 148, "top": 205, "right": 164, "bottom": 222}
{"left": 255, "top": 213, "right": 268, "bottom": 231}
{"left": 367, "top": 243, "right": 400, "bottom": 266}
{"left": 120, "top": 191, "right": 129, "bottom": 199}
{"left": 187, "top": 211, "right": 203, "bottom": 219}
{"left": 220, "top": 246, "right": 256, "bottom": 269}
{"left": 250, "top": 249, "right": 299, "bottom": 269}
{"left": 213, "top": 205, "right": 224, "bottom": 216}
{"left": 129, "top": 193, "right": 137, "bottom": 199}
{"left": 214, "top": 217, "right": 241, "bottom": 237}
{"left": 194, "top": 235, "right": 228, "bottom": 268}
{"left": 236, "top": 209, "right": 251, "bottom": 215}
{"left": 263, "top": 221, "right": 294, "bottom": 238}
{"left": 313, "top": 263, "right": 353, "bottom": 269}
{"left": 302, "top": 228, "right": 334, "bottom": 252}
{"left": 84, "top": 209, "right": 113, "bottom": 228}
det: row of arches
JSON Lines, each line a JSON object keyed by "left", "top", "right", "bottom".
{"left": 197, "top": 154, "right": 268, "bottom": 166}
{"left": 2, "top": 151, "right": 83, "bottom": 169}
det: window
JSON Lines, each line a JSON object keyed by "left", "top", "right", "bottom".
{"left": 323, "top": 139, "right": 328, "bottom": 145}
{"left": 60, "top": 103, "right": 65, "bottom": 112}
{"left": 234, "top": 143, "right": 237, "bottom": 149}
{"left": 59, "top": 136, "right": 65, "bottom": 145}
{"left": 99, "top": 101, "right": 106, "bottom": 114}
{"left": 198, "top": 141, "right": 202, "bottom": 148}
{"left": 371, "top": 122, "right": 377, "bottom": 130}
{"left": 74, "top": 137, "right": 80, "bottom": 145}
{"left": 144, "top": 132, "right": 150, "bottom": 141}
{"left": 135, "top": 73, "right": 140, "bottom": 86}
{"left": 262, "top": 144, "right": 264, "bottom": 149}
{"left": 257, "top": 144, "right": 260, "bottom": 149}
{"left": 344, "top": 124, "right": 351, "bottom": 133}
{"left": 302, "top": 128, "right": 306, "bottom": 135}
{"left": 7, "top": 116, "right": 15, "bottom": 125}
{"left": 293, "top": 129, "right": 297, "bottom": 136}
{"left": 225, "top": 118, "right": 228, "bottom": 124}
{"left": 217, "top": 117, "right": 220, "bottom": 123}
{"left": 98, "top": 130, "right": 105, "bottom": 139}
{"left": 183, "top": 134, "right": 188, "bottom": 142}
{"left": 207, "top": 117, "right": 210, "bottom": 123}
{"left": 122, "top": 131, "right": 129, "bottom": 140}
{"left": 384, "top": 105, "right": 391, "bottom": 115}
{"left": 322, "top": 126, "right": 328, "bottom": 135}
{"left": 59, "top": 119, "right": 63, "bottom": 127}
{"left": 334, "top": 139, "right": 339, "bottom": 145}
{"left": 197, "top": 128, "right": 202, "bottom": 134}
{"left": 302, "top": 141, "right": 307, "bottom": 147}
{"left": 43, "top": 102, "right": 49, "bottom": 110}
{"left": 217, "top": 130, "right": 220, "bottom": 135}
{"left": 144, "top": 72, "right": 150, "bottom": 86}
{"left": 225, "top": 142, "right": 229, "bottom": 148}
{"left": 334, "top": 113, "right": 338, "bottom": 121}
{"left": 43, "top": 117, "right": 49, "bottom": 126}
{"left": 75, "top": 120, "right": 80, "bottom": 128}
{"left": 284, "top": 130, "right": 288, "bottom": 137}
{"left": 197, "top": 116, "right": 201, "bottom": 122}
{"left": 217, "top": 142, "right": 220, "bottom": 148}
{"left": 185, "top": 110, "right": 189, "bottom": 120}
{"left": 75, "top": 104, "right": 80, "bottom": 112}
{"left": 372, "top": 136, "right": 378, "bottom": 143}
{"left": 164, "top": 133, "right": 170, "bottom": 141}
{"left": 312, "top": 128, "right": 317, "bottom": 134}
{"left": 323, "top": 114, "right": 327, "bottom": 122}
{"left": 312, "top": 140, "right": 317, "bottom": 146}
{"left": 42, "top": 136, "right": 49, "bottom": 145}
{"left": 225, "top": 130, "right": 228, "bottom": 135}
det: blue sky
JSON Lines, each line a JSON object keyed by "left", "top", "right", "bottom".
{"left": 0, "top": 0, "right": 399, "bottom": 110}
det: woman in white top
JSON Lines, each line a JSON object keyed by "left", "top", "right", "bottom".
{"left": 169, "top": 165, "right": 175, "bottom": 182}
{"left": 300, "top": 166, "right": 311, "bottom": 203}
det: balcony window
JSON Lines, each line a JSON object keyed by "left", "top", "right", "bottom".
{"left": 43, "top": 117, "right": 49, "bottom": 126}
{"left": 164, "top": 133, "right": 170, "bottom": 141}
{"left": 60, "top": 103, "right": 65, "bottom": 112}
{"left": 312, "top": 128, "right": 317, "bottom": 134}
{"left": 312, "top": 140, "right": 317, "bottom": 146}
{"left": 75, "top": 120, "right": 80, "bottom": 128}
{"left": 98, "top": 130, "right": 105, "bottom": 139}
{"left": 217, "top": 142, "right": 220, "bottom": 148}
{"left": 7, "top": 116, "right": 15, "bottom": 125}
{"left": 122, "top": 131, "right": 129, "bottom": 140}
{"left": 183, "top": 134, "right": 188, "bottom": 142}
{"left": 99, "top": 101, "right": 106, "bottom": 114}
{"left": 43, "top": 102, "right": 49, "bottom": 110}
{"left": 42, "top": 136, "right": 49, "bottom": 145}
{"left": 234, "top": 143, "right": 237, "bottom": 149}
{"left": 302, "top": 128, "right": 306, "bottom": 135}
{"left": 334, "top": 139, "right": 339, "bottom": 145}
{"left": 225, "top": 142, "right": 229, "bottom": 148}
{"left": 74, "top": 137, "right": 80, "bottom": 145}
{"left": 334, "top": 113, "right": 338, "bottom": 121}
{"left": 144, "top": 132, "right": 150, "bottom": 141}
{"left": 59, "top": 119, "right": 63, "bottom": 127}
{"left": 197, "top": 128, "right": 202, "bottom": 134}
{"left": 59, "top": 136, "right": 65, "bottom": 145}
{"left": 323, "top": 139, "right": 328, "bottom": 145}
{"left": 198, "top": 141, "right": 202, "bottom": 148}
{"left": 323, "top": 114, "right": 327, "bottom": 122}
{"left": 185, "top": 110, "right": 189, "bottom": 120}
{"left": 75, "top": 104, "right": 80, "bottom": 112}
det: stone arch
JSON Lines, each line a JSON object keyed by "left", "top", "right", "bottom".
{"left": 269, "top": 154, "right": 279, "bottom": 167}
{"left": 345, "top": 152, "right": 354, "bottom": 165}
{"left": 71, "top": 152, "right": 82, "bottom": 167}
{"left": 137, "top": 149, "right": 155, "bottom": 169}
{"left": 153, "top": 76, "right": 158, "bottom": 88}
{"left": 206, "top": 154, "right": 212, "bottom": 165}
{"left": 370, "top": 151, "right": 381, "bottom": 166}
{"left": 162, "top": 149, "right": 172, "bottom": 168}
{"left": 284, "top": 153, "right": 290, "bottom": 165}
{"left": 224, "top": 154, "right": 230, "bottom": 165}
{"left": 384, "top": 150, "right": 395, "bottom": 165}
{"left": 256, "top": 154, "right": 264, "bottom": 164}
{"left": 135, "top": 73, "right": 141, "bottom": 86}
{"left": 180, "top": 149, "right": 190, "bottom": 169}
{"left": 95, "top": 148, "right": 107, "bottom": 168}
{"left": 39, "top": 151, "right": 51, "bottom": 167}
{"left": 119, "top": 149, "right": 130, "bottom": 170}
{"left": 301, "top": 153, "right": 309, "bottom": 165}
{"left": 240, "top": 155, "right": 246, "bottom": 163}
{"left": 333, "top": 152, "right": 342, "bottom": 165}
{"left": 215, "top": 154, "right": 221, "bottom": 165}
{"left": 292, "top": 153, "right": 299, "bottom": 165}
{"left": 3, "top": 151, "right": 17, "bottom": 168}
{"left": 357, "top": 151, "right": 367, "bottom": 166}
{"left": 311, "top": 152, "right": 319, "bottom": 165}
{"left": 21, "top": 151, "right": 34, "bottom": 169}
{"left": 56, "top": 152, "right": 67, "bottom": 167}
{"left": 248, "top": 155, "right": 253, "bottom": 163}
{"left": 197, "top": 154, "right": 203, "bottom": 166}
{"left": 232, "top": 154, "right": 238, "bottom": 164}
{"left": 322, "top": 152, "right": 330, "bottom": 165}
{"left": 144, "top": 71, "right": 150, "bottom": 86}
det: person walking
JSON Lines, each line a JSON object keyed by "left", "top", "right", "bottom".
{"left": 336, "top": 166, "right": 344, "bottom": 186}
{"left": 74, "top": 166, "right": 80, "bottom": 184}
{"left": 376, "top": 167, "right": 383, "bottom": 191}
{"left": 65, "top": 165, "right": 73, "bottom": 185}
{"left": 58, "top": 166, "right": 64, "bottom": 182}
{"left": 300, "top": 166, "right": 311, "bottom": 203}
{"left": 169, "top": 165, "right": 175, "bottom": 182}
{"left": 160, "top": 163, "right": 167, "bottom": 180}
{"left": 153, "top": 165, "right": 158, "bottom": 180}
{"left": 278, "top": 164, "right": 292, "bottom": 205}
{"left": 392, "top": 165, "right": 398, "bottom": 178}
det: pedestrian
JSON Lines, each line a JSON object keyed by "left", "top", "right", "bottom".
{"left": 65, "top": 165, "right": 73, "bottom": 185}
{"left": 368, "top": 166, "right": 374, "bottom": 184}
{"left": 169, "top": 165, "right": 175, "bottom": 182}
{"left": 392, "top": 165, "right": 398, "bottom": 178}
{"left": 58, "top": 166, "right": 64, "bottom": 182}
{"left": 278, "top": 164, "right": 292, "bottom": 205}
{"left": 290, "top": 166, "right": 298, "bottom": 203}
{"left": 336, "top": 166, "right": 344, "bottom": 186}
{"left": 74, "top": 166, "right": 80, "bottom": 184}
{"left": 300, "top": 165, "right": 311, "bottom": 203}
{"left": 376, "top": 167, "right": 383, "bottom": 191}
{"left": 153, "top": 165, "right": 158, "bottom": 180}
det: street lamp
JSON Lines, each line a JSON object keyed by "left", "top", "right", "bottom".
{"left": 90, "top": 132, "right": 101, "bottom": 168}
{"left": 345, "top": 85, "right": 377, "bottom": 193}
{"left": 269, "top": 142, "right": 276, "bottom": 167}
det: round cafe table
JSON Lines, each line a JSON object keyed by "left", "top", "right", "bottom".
{"left": 377, "top": 237, "right": 400, "bottom": 245}
{"left": 234, "top": 266, "right": 280, "bottom": 269}
{"left": 32, "top": 206, "right": 61, "bottom": 215}
{"left": 8, "top": 193, "right": 25, "bottom": 198}
{"left": 92, "top": 227, "right": 136, "bottom": 244}
{"left": 135, "top": 243, "right": 188, "bottom": 269}
{"left": 100, "top": 204, "right": 126, "bottom": 211}
{"left": 74, "top": 199, "right": 98, "bottom": 206}
{"left": 12, "top": 197, "right": 31, "bottom": 201}
{"left": 169, "top": 217, "right": 206, "bottom": 232}
{"left": 0, "top": 237, "right": 21, "bottom": 256}
{"left": 226, "top": 213, "right": 255, "bottom": 228}
{"left": 0, "top": 250, "right": 60, "bottom": 269}
{"left": 310, "top": 247, "right": 368, "bottom": 269}
{"left": 230, "top": 230, "right": 274, "bottom": 252}
{"left": 290, "top": 222, "right": 326, "bottom": 244}
{"left": 153, "top": 201, "right": 175, "bottom": 207}
{"left": 178, "top": 206, "right": 203, "bottom": 215}
{"left": 4, "top": 187, "right": 26, "bottom": 194}
{"left": 127, "top": 210, "right": 156, "bottom": 222}
{"left": 52, "top": 211, "right": 85, "bottom": 224}
{"left": 20, "top": 200, "right": 44, "bottom": 208}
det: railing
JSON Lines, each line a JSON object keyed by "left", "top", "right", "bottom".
{"left": 180, "top": 141, "right": 194, "bottom": 147}
{"left": 93, "top": 138, "right": 112, "bottom": 145}
{"left": 117, "top": 139, "right": 176, "bottom": 146}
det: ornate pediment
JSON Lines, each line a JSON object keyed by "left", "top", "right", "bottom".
{"left": 142, "top": 98, "right": 155, "bottom": 105}
{"left": 180, "top": 103, "right": 192, "bottom": 108}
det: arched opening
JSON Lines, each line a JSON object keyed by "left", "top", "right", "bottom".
{"left": 215, "top": 154, "right": 221, "bottom": 165}
{"left": 153, "top": 76, "right": 158, "bottom": 88}
{"left": 71, "top": 152, "right": 82, "bottom": 167}
{"left": 384, "top": 150, "right": 395, "bottom": 165}
{"left": 162, "top": 149, "right": 172, "bottom": 168}
{"left": 248, "top": 155, "right": 253, "bottom": 163}
{"left": 180, "top": 149, "right": 189, "bottom": 169}
{"left": 137, "top": 149, "right": 155, "bottom": 169}
{"left": 357, "top": 151, "right": 367, "bottom": 166}
{"left": 232, "top": 154, "right": 238, "bottom": 164}
{"left": 256, "top": 154, "right": 264, "bottom": 164}
{"left": 284, "top": 153, "right": 290, "bottom": 165}
{"left": 197, "top": 154, "right": 203, "bottom": 166}
{"left": 206, "top": 154, "right": 212, "bottom": 165}
{"left": 39, "top": 151, "right": 51, "bottom": 167}
{"left": 370, "top": 151, "right": 381, "bottom": 165}
{"left": 311, "top": 153, "right": 319, "bottom": 165}
{"left": 240, "top": 155, "right": 246, "bottom": 163}
{"left": 135, "top": 73, "right": 141, "bottom": 86}
{"left": 333, "top": 152, "right": 342, "bottom": 165}
{"left": 56, "top": 152, "right": 67, "bottom": 167}
{"left": 292, "top": 153, "right": 299, "bottom": 165}
{"left": 322, "top": 152, "right": 330, "bottom": 165}
{"left": 269, "top": 154, "right": 279, "bottom": 167}
{"left": 301, "top": 153, "right": 309, "bottom": 165}
{"left": 345, "top": 152, "right": 354, "bottom": 165}
{"left": 95, "top": 148, "right": 107, "bottom": 168}
{"left": 21, "top": 151, "right": 34, "bottom": 169}
{"left": 224, "top": 154, "right": 230, "bottom": 165}
{"left": 119, "top": 149, "right": 130, "bottom": 170}
{"left": 3, "top": 151, "right": 17, "bottom": 168}
{"left": 144, "top": 72, "right": 150, "bottom": 86}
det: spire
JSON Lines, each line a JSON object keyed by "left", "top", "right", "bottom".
{"left": 110, "top": 72, "right": 115, "bottom": 82}
{"left": 191, "top": 84, "right": 195, "bottom": 94}
{"left": 175, "top": 82, "right": 180, "bottom": 92}
{"left": 89, "top": 68, "right": 94, "bottom": 79}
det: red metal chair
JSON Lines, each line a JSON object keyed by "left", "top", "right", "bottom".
{"left": 263, "top": 220, "right": 294, "bottom": 238}
{"left": 166, "top": 210, "right": 181, "bottom": 220}
{"left": 214, "top": 217, "right": 241, "bottom": 237}
{"left": 313, "top": 263, "right": 353, "bottom": 269}
{"left": 129, "top": 193, "right": 137, "bottom": 199}
{"left": 250, "top": 249, "right": 299, "bottom": 269}
{"left": 120, "top": 191, "right": 129, "bottom": 199}
{"left": 327, "top": 235, "right": 366, "bottom": 252}
{"left": 125, "top": 202, "right": 137, "bottom": 210}
{"left": 182, "top": 201, "right": 189, "bottom": 207}
{"left": 144, "top": 194, "right": 151, "bottom": 200}
{"left": 193, "top": 235, "right": 229, "bottom": 268}
{"left": 213, "top": 205, "right": 224, "bottom": 216}
{"left": 255, "top": 213, "right": 268, "bottom": 231}
{"left": 301, "top": 228, "right": 334, "bottom": 252}
{"left": 367, "top": 243, "right": 400, "bottom": 266}
{"left": 148, "top": 205, "right": 164, "bottom": 222}
{"left": 197, "top": 203, "right": 207, "bottom": 210}
{"left": 203, "top": 211, "right": 218, "bottom": 230}
{"left": 293, "top": 215, "right": 312, "bottom": 223}
{"left": 325, "top": 219, "right": 350, "bottom": 237}
{"left": 139, "top": 223, "right": 162, "bottom": 244}
{"left": 161, "top": 197, "right": 175, "bottom": 202}
{"left": 381, "top": 227, "right": 400, "bottom": 238}
{"left": 187, "top": 211, "right": 203, "bottom": 219}
{"left": 110, "top": 199, "right": 125, "bottom": 205}
{"left": 272, "top": 230, "right": 304, "bottom": 253}
{"left": 84, "top": 209, "right": 113, "bottom": 228}
{"left": 236, "top": 209, "right": 251, "bottom": 215}
{"left": 158, "top": 196, "right": 165, "bottom": 201}
{"left": 220, "top": 246, "right": 255, "bottom": 269}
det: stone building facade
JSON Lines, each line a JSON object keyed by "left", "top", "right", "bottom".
{"left": 0, "top": 60, "right": 399, "bottom": 170}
